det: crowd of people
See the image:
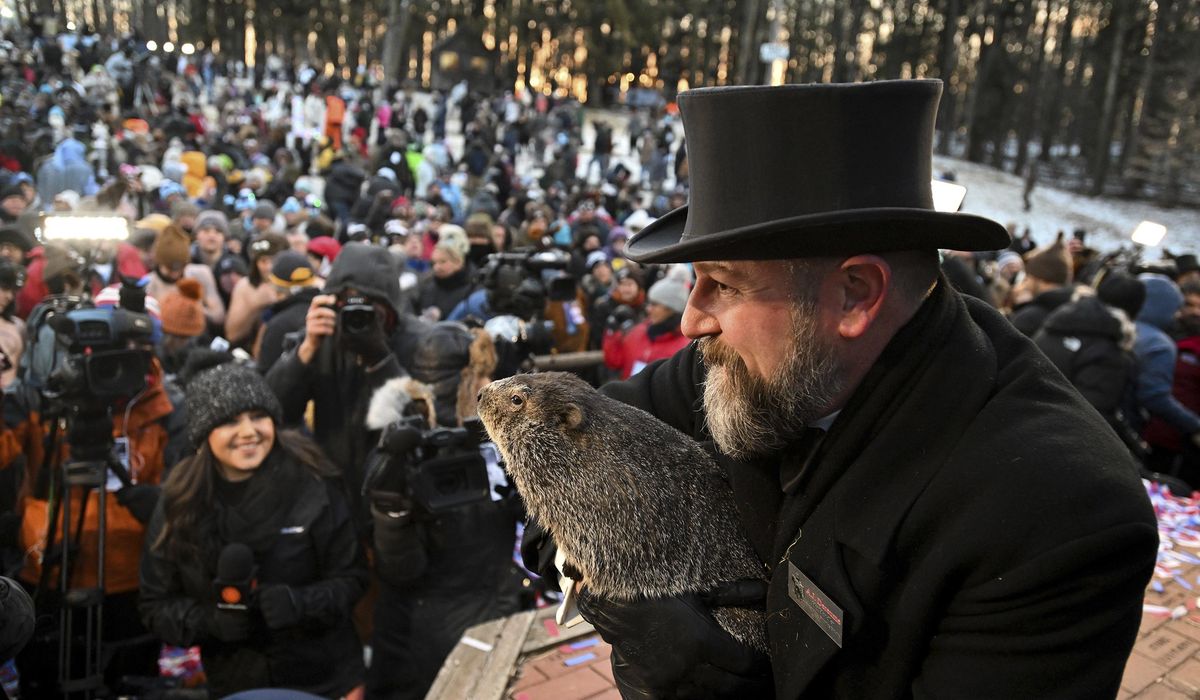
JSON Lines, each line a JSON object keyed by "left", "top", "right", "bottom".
{"left": 0, "top": 19, "right": 1190, "bottom": 700}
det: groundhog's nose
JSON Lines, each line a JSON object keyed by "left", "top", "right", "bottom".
{"left": 477, "top": 388, "right": 484, "bottom": 403}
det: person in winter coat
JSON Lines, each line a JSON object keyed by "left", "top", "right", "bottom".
{"left": 1143, "top": 282, "right": 1200, "bottom": 485}
{"left": 364, "top": 323, "right": 525, "bottom": 698}
{"left": 265, "top": 243, "right": 431, "bottom": 533}
{"left": 36, "top": 138, "right": 99, "bottom": 205}
{"left": 603, "top": 278, "right": 691, "bottom": 379}
{"left": 256, "top": 251, "right": 322, "bottom": 375}
{"left": 524, "top": 82, "right": 1155, "bottom": 698}
{"left": 1009, "top": 233, "right": 1074, "bottom": 336}
{"left": 415, "top": 239, "right": 476, "bottom": 322}
{"left": 139, "top": 360, "right": 366, "bottom": 699}
{"left": 1135, "top": 273, "right": 1200, "bottom": 478}
{"left": 5, "top": 311, "right": 176, "bottom": 694}
{"left": 1032, "top": 274, "right": 1142, "bottom": 447}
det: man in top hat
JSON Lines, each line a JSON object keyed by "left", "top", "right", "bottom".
{"left": 538, "top": 81, "right": 1156, "bottom": 697}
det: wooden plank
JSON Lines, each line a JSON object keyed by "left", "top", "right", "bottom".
{"left": 425, "top": 616, "right": 506, "bottom": 700}
{"left": 520, "top": 606, "right": 597, "bottom": 655}
{"left": 471, "top": 609, "right": 538, "bottom": 700}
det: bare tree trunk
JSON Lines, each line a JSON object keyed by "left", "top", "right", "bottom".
{"left": 1038, "top": 0, "right": 1076, "bottom": 162}
{"left": 1013, "top": 0, "right": 1053, "bottom": 176}
{"left": 1089, "top": 0, "right": 1132, "bottom": 196}
{"left": 382, "top": 0, "right": 413, "bottom": 88}
{"left": 935, "top": 0, "right": 962, "bottom": 154}
{"left": 1117, "top": 0, "right": 1168, "bottom": 189}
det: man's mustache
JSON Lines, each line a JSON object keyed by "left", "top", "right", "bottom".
{"left": 697, "top": 337, "right": 743, "bottom": 369}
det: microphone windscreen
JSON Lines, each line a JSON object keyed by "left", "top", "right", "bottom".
{"left": 0, "top": 577, "right": 35, "bottom": 662}
{"left": 216, "top": 542, "right": 255, "bottom": 582}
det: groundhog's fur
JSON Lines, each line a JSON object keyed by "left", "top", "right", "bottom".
{"left": 478, "top": 372, "right": 768, "bottom": 652}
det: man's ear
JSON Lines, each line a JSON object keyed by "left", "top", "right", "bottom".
{"left": 835, "top": 255, "right": 891, "bottom": 340}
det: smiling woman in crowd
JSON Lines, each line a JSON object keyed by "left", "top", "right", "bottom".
{"left": 138, "top": 358, "right": 367, "bottom": 699}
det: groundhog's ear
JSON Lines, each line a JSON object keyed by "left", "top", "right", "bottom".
{"left": 561, "top": 403, "right": 583, "bottom": 430}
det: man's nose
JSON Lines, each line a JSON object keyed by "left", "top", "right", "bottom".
{"left": 681, "top": 299, "right": 719, "bottom": 339}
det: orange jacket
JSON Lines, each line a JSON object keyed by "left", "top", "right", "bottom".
{"left": 7, "top": 369, "right": 174, "bottom": 593}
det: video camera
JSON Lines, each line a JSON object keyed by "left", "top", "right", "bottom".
{"left": 45, "top": 306, "right": 154, "bottom": 404}
{"left": 478, "top": 249, "right": 576, "bottom": 358}
{"left": 479, "top": 249, "right": 576, "bottom": 319}
{"left": 363, "top": 415, "right": 492, "bottom": 515}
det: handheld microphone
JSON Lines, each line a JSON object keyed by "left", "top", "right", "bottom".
{"left": 213, "top": 542, "right": 257, "bottom": 611}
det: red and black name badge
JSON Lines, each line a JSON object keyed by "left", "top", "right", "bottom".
{"left": 788, "top": 562, "right": 844, "bottom": 648}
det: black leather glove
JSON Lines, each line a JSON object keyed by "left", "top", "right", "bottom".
{"left": 257, "top": 584, "right": 302, "bottom": 630}
{"left": 519, "top": 520, "right": 561, "bottom": 589}
{"left": 116, "top": 484, "right": 160, "bottom": 525}
{"left": 204, "top": 605, "right": 252, "bottom": 643}
{"left": 576, "top": 582, "right": 773, "bottom": 699}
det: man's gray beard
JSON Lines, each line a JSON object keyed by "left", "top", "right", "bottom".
{"left": 699, "top": 305, "right": 844, "bottom": 459}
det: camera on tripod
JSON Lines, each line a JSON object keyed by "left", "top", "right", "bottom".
{"left": 479, "top": 248, "right": 576, "bottom": 357}
{"left": 46, "top": 307, "right": 155, "bottom": 405}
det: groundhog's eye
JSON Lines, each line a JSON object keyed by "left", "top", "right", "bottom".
{"left": 510, "top": 394, "right": 525, "bottom": 408}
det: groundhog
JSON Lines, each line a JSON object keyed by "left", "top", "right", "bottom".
{"left": 477, "top": 371, "right": 768, "bottom": 652}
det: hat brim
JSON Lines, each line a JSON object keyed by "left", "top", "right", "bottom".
{"left": 625, "top": 206, "right": 1012, "bottom": 263}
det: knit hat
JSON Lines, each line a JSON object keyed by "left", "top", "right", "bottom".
{"left": 43, "top": 243, "right": 82, "bottom": 282}
{"left": 0, "top": 225, "right": 33, "bottom": 253}
{"left": 1097, "top": 272, "right": 1146, "bottom": 320}
{"left": 154, "top": 224, "right": 192, "bottom": 268}
{"left": 194, "top": 210, "right": 229, "bottom": 236}
{"left": 171, "top": 200, "right": 200, "bottom": 221}
{"left": 215, "top": 254, "right": 249, "bottom": 277}
{"left": 647, "top": 278, "right": 690, "bottom": 314}
{"left": 160, "top": 278, "right": 206, "bottom": 337}
{"left": 1023, "top": 233, "right": 1072, "bottom": 285}
{"left": 253, "top": 201, "right": 278, "bottom": 221}
{"left": 436, "top": 224, "right": 470, "bottom": 259}
{"left": 269, "top": 250, "right": 317, "bottom": 288}
{"left": 184, "top": 361, "right": 283, "bottom": 449}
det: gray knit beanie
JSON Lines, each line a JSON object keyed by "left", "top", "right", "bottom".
{"left": 185, "top": 363, "right": 283, "bottom": 449}
{"left": 194, "top": 210, "right": 229, "bottom": 236}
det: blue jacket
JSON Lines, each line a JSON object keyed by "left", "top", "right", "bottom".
{"left": 1134, "top": 274, "right": 1200, "bottom": 434}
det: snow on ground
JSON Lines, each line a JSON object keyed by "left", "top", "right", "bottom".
{"left": 933, "top": 155, "right": 1200, "bottom": 256}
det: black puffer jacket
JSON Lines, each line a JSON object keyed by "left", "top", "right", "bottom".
{"left": 138, "top": 453, "right": 367, "bottom": 698}
{"left": 1034, "top": 291, "right": 1136, "bottom": 425}
{"left": 415, "top": 264, "right": 476, "bottom": 321}
{"left": 1010, "top": 285, "right": 1075, "bottom": 336}
{"left": 257, "top": 287, "right": 320, "bottom": 375}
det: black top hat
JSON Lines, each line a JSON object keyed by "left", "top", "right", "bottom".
{"left": 1175, "top": 254, "right": 1200, "bottom": 277}
{"left": 625, "top": 80, "right": 1011, "bottom": 263}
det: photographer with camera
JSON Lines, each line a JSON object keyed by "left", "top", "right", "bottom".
{"left": 139, "top": 359, "right": 367, "bottom": 698}
{"left": 362, "top": 322, "right": 525, "bottom": 699}
{"left": 265, "top": 242, "right": 431, "bottom": 532}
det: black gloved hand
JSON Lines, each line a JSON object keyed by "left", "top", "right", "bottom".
{"left": 576, "top": 583, "right": 772, "bottom": 699}
{"left": 116, "top": 484, "right": 160, "bottom": 525}
{"left": 519, "top": 520, "right": 561, "bottom": 589}
{"left": 257, "top": 584, "right": 302, "bottom": 630}
{"left": 204, "top": 606, "right": 252, "bottom": 643}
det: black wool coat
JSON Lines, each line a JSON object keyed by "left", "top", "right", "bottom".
{"left": 603, "top": 281, "right": 1157, "bottom": 699}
